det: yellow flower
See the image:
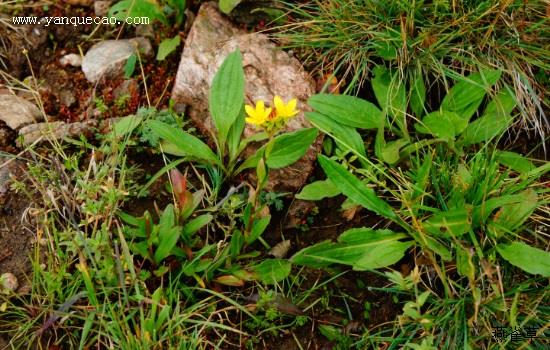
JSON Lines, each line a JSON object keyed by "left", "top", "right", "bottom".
{"left": 274, "top": 96, "right": 299, "bottom": 119}
{"left": 245, "top": 100, "right": 272, "bottom": 125}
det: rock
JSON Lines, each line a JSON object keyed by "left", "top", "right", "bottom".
{"left": 94, "top": 0, "right": 112, "bottom": 16}
{"left": 171, "top": 2, "right": 321, "bottom": 192}
{"left": 18, "top": 120, "right": 96, "bottom": 146}
{"left": 82, "top": 38, "right": 152, "bottom": 84}
{"left": 17, "top": 119, "right": 120, "bottom": 146}
{"left": 59, "top": 53, "right": 83, "bottom": 67}
{"left": 0, "top": 94, "right": 44, "bottom": 130}
{"left": 0, "top": 273, "right": 18, "bottom": 293}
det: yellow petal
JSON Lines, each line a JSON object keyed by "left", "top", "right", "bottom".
{"left": 274, "top": 95, "right": 284, "bottom": 111}
{"left": 288, "top": 98, "right": 297, "bottom": 112}
{"left": 245, "top": 104, "right": 256, "bottom": 118}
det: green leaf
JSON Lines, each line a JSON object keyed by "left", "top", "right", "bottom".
{"left": 247, "top": 215, "right": 271, "bottom": 244}
{"left": 487, "top": 189, "right": 538, "bottom": 237}
{"left": 308, "top": 94, "right": 383, "bottom": 129}
{"left": 296, "top": 179, "right": 341, "bottom": 201}
{"left": 182, "top": 214, "right": 212, "bottom": 237}
{"left": 252, "top": 259, "right": 291, "bottom": 284}
{"left": 156, "top": 35, "right": 180, "bottom": 61}
{"left": 306, "top": 111, "right": 366, "bottom": 159}
{"left": 265, "top": 128, "right": 317, "bottom": 169}
{"left": 440, "top": 69, "right": 501, "bottom": 120}
{"left": 148, "top": 120, "right": 220, "bottom": 166}
{"left": 318, "top": 155, "right": 396, "bottom": 220}
{"left": 380, "top": 138, "right": 409, "bottom": 165}
{"left": 227, "top": 106, "right": 245, "bottom": 161}
{"left": 111, "top": 114, "right": 143, "bottom": 137}
{"left": 109, "top": 0, "right": 167, "bottom": 25}
{"left": 495, "top": 151, "right": 535, "bottom": 174}
{"left": 209, "top": 49, "right": 245, "bottom": 150}
{"left": 410, "top": 73, "right": 426, "bottom": 117}
{"left": 422, "top": 208, "right": 471, "bottom": 237}
{"left": 415, "top": 110, "right": 467, "bottom": 141}
{"left": 291, "top": 228, "right": 413, "bottom": 270}
{"left": 154, "top": 227, "right": 180, "bottom": 264}
{"left": 423, "top": 235, "right": 452, "bottom": 261}
{"left": 124, "top": 53, "right": 136, "bottom": 78}
{"left": 496, "top": 242, "right": 550, "bottom": 277}
{"left": 456, "top": 246, "right": 475, "bottom": 281}
{"left": 219, "top": 0, "right": 242, "bottom": 13}
{"left": 459, "top": 88, "right": 516, "bottom": 145}
{"left": 371, "top": 65, "right": 406, "bottom": 119}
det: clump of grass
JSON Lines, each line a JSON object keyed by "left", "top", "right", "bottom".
{"left": 274, "top": 0, "right": 550, "bottom": 137}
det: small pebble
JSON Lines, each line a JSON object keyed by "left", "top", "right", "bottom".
{"left": 59, "top": 53, "right": 82, "bottom": 67}
{"left": 0, "top": 273, "right": 18, "bottom": 293}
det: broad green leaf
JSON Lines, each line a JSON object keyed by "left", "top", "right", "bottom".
{"left": 460, "top": 112, "right": 512, "bottom": 145}
{"left": 154, "top": 227, "right": 180, "bottom": 264}
{"left": 230, "top": 230, "right": 244, "bottom": 257}
{"left": 308, "top": 94, "right": 383, "bottom": 129}
{"left": 148, "top": 120, "right": 220, "bottom": 166}
{"left": 487, "top": 189, "right": 538, "bottom": 237}
{"left": 415, "top": 110, "right": 467, "bottom": 141}
{"left": 496, "top": 242, "right": 550, "bottom": 277}
{"left": 318, "top": 155, "right": 396, "bottom": 220}
{"left": 156, "top": 35, "right": 180, "bottom": 61}
{"left": 219, "top": 0, "right": 242, "bottom": 13}
{"left": 252, "top": 259, "right": 291, "bottom": 284}
{"left": 422, "top": 208, "right": 471, "bottom": 237}
{"left": 371, "top": 65, "right": 406, "bottom": 119}
{"left": 158, "top": 204, "right": 176, "bottom": 238}
{"left": 473, "top": 192, "right": 537, "bottom": 227}
{"left": 440, "top": 69, "right": 501, "bottom": 120}
{"left": 380, "top": 138, "right": 408, "bottom": 165}
{"left": 112, "top": 114, "right": 143, "bottom": 137}
{"left": 247, "top": 215, "right": 271, "bottom": 244}
{"left": 124, "top": 53, "right": 136, "bottom": 78}
{"left": 410, "top": 73, "right": 426, "bottom": 117}
{"left": 209, "top": 49, "right": 245, "bottom": 149}
{"left": 484, "top": 87, "right": 517, "bottom": 116}
{"left": 306, "top": 111, "right": 366, "bottom": 159}
{"left": 296, "top": 179, "right": 341, "bottom": 200}
{"left": 456, "top": 246, "right": 475, "bottom": 281}
{"left": 291, "top": 228, "right": 413, "bottom": 270}
{"left": 182, "top": 214, "right": 212, "bottom": 237}
{"left": 266, "top": 128, "right": 318, "bottom": 169}
{"left": 109, "top": 0, "right": 167, "bottom": 24}
{"left": 423, "top": 235, "right": 452, "bottom": 261}
{"left": 227, "top": 106, "right": 245, "bottom": 161}
{"left": 459, "top": 87, "right": 516, "bottom": 145}
{"left": 495, "top": 151, "right": 535, "bottom": 174}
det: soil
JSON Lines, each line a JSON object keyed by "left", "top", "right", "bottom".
{"left": 0, "top": 160, "right": 34, "bottom": 293}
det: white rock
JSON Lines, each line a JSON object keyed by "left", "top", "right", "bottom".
{"left": 59, "top": 53, "right": 82, "bottom": 67}
{"left": 0, "top": 94, "right": 43, "bottom": 130}
{"left": 82, "top": 38, "right": 152, "bottom": 84}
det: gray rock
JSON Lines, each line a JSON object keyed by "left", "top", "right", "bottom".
{"left": 0, "top": 94, "right": 44, "bottom": 130}
{"left": 82, "top": 38, "right": 152, "bottom": 84}
{"left": 18, "top": 121, "right": 96, "bottom": 146}
{"left": 171, "top": 2, "right": 321, "bottom": 192}
{"left": 94, "top": 0, "right": 112, "bottom": 17}
{"left": 17, "top": 118, "right": 120, "bottom": 146}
